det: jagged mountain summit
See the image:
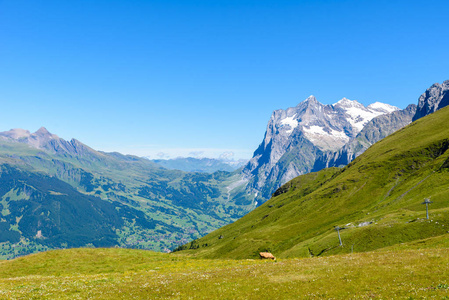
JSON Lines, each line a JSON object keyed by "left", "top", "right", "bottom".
{"left": 242, "top": 96, "right": 399, "bottom": 200}
{"left": 413, "top": 80, "right": 449, "bottom": 121}
{"left": 260, "top": 96, "right": 398, "bottom": 153}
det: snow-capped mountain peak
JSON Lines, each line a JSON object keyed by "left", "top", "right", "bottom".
{"left": 270, "top": 96, "right": 399, "bottom": 152}
{"left": 243, "top": 95, "right": 401, "bottom": 199}
{"left": 304, "top": 95, "right": 317, "bottom": 103}
{"left": 334, "top": 97, "right": 362, "bottom": 107}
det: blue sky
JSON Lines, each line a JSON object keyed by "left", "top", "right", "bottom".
{"left": 0, "top": 0, "right": 448, "bottom": 159}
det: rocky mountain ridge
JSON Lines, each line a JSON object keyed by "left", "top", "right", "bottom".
{"left": 413, "top": 80, "right": 449, "bottom": 121}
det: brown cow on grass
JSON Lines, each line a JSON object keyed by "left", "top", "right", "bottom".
{"left": 259, "top": 252, "right": 276, "bottom": 260}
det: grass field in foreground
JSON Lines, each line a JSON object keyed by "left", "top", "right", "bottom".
{"left": 0, "top": 244, "right": 449, "bottom": 299}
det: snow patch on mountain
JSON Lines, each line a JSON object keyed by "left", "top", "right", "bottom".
{"left": 334, "top": 98, "right": 399, "bottom": 132}
{"left": 303, "top": 125, "right": 350, "bottom": 151}
{"left": 368, "top": 102, "right": 399, "bottom": 113}
{"left": 280, "top": 114, "right": 298, "bottom": 134}
{"left": 303, "top": 125, "right": 349, "bottom": 143}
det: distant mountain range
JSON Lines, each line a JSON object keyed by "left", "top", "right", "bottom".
{"left": 242, "top": 80, "right": 449, "bottom": 202}
{"left": 151, "top": 157, "right": 247, "bottom": 173}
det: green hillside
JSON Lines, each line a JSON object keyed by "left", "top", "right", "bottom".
{"left": 179, "top": 106, "right": 449, "bottom": 259}
{"left": 0, "top": 164, "right": 161, "bottom": 258}
{"left": 0, "top": 134, "right": 253, "bottom": 258}
{"left": 1, "top": 245, "right": 449, "bottom": 299}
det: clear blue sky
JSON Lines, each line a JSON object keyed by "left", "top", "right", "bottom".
{"left": 1, "top": 0, "right": 448, "bottom": 159}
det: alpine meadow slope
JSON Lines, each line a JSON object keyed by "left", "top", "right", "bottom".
{"left": 179, "top": 105, "right": 449, "bottom": 259}
{"left": 1, "top": 246, "right": 449, "bottom": 299}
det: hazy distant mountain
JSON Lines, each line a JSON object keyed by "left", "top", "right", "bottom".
{"left": 242, "top": 96, "right": 399, "bottom": 200}
{"left": 152, "top": 157, "right": 248, "bottom": 173}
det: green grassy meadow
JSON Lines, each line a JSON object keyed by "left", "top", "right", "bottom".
{"left": 0, "top": 243, "right": 449, "bottom": 299}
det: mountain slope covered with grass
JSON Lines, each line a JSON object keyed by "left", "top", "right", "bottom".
{"left": 181, "top": 105, "right": 449, "bottom": 259}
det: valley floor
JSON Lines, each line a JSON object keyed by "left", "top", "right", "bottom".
{"left": 1, "top": 238, "right": 449, "bottom": 299}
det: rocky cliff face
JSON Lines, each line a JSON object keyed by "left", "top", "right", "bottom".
{"left": 413, "top": 80, "right": 449, "bottom": 121}
{"left": 242, "top": 96, "right": 398, "bottom": 200}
